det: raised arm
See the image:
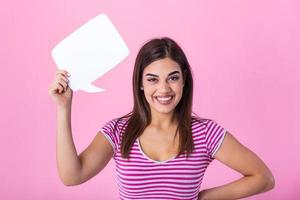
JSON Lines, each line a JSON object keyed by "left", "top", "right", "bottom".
{"left": 48, "top": 70, "right": 114, "bottom": 186}
{"left": 198, "top": 132, "right": 275, "bottom": 200}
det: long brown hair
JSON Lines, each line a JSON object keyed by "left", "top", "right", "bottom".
{"left": 117, "top": 37, "right": 195, "bottom": 159}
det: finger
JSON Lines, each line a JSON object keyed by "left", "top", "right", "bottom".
{"left": 55, "top": 72, "right": 69, "bottom": 81}
{"left": 57, "top": 78, "right": 68, "bottom": 89}
{"left": 57, "top": 82, "right": 64, "bottom": 93}
{"left": 48, "top": 84, "right": 57, "bottom": 95}
{"left": 55, "top": 70, "right": 70, "bottom": 78}
{"left": 48, "top": 82, "right": 62, "bottom": 94}
{"left": 55, "top": 75, "right": 69, "bottom": 84}
{"left": 55, "top": 69, "right": 69, "bottom": 75}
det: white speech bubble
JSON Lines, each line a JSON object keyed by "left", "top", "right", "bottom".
{"left": 51, "top": 14, "right": 129, "bottom": 92}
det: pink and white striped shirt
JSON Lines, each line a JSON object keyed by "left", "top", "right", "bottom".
{"left": 100, "top": 115, "right": 227, "bottom": 200}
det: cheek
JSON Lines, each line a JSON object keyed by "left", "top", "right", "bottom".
{"left": 173, "top": 82, "right": 184, "bottom": 92}
{"left": 143, "top": 87, "right": 155, "bottom": 99}
{"left": 174, "top": 85, "right": 184, "bottom": 100}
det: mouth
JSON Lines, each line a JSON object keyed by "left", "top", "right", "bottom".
{"left": 154, "top": 95, "right": 174, "bottom": 105}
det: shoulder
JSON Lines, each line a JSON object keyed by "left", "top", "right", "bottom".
{"left": 191, "top": 114, "right": 225, "bottom": 136}
{"left": 191, "top": 114, "right": 214, "bottom": 128}
{"left": 100, "top": 114, "right": 131, "bottom": 142}
{"left": 106, "top": 114, "right": 131, "bottom": 130}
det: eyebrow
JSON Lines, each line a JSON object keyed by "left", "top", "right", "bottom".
{"left": 145, "top": 70, "right": 180, "bottom": 77}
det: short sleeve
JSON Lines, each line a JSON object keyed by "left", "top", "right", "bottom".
{"left": 99, "top": 118, "right": 119, "bottom": 157}
{"left": 205, "top": 119, "right": 227, "bottom": 159}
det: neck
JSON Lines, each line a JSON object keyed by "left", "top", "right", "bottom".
{"left": 150, "top": 110, "right": 178, "bottom": 130}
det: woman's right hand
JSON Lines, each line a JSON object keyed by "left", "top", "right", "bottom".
{"left": 48, "top": 70, "right": 73, "bottom": 108}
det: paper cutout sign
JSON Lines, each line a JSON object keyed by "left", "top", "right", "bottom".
{"left": 51, "top": 14, "right": 129, "bottom": 92}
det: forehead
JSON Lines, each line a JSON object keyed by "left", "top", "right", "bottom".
{"left": 143, "top": 57, "right": 181, "bottom": 76}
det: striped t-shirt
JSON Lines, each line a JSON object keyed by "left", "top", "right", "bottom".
{"left": 100, "top": 115, "right": 227, "bottom": 200}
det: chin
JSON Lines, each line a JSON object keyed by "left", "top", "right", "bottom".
{"left": 155, "top": 108, "right": 175, "bottom": 114}
{"left": 150, "top": 104, "right": 178, "bottom": 115}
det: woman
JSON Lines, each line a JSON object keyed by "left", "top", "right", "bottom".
{"left": 49, "top": 37, "right": 275, "bottom": 199}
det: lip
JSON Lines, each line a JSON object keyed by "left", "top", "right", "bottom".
{"left": 154, "top": 95, "right": 174, "bottom": 98}
{"left": 154, "top": 95, "right": 174, "bottom": 105}
{"left": 154, "top": 95, "right": 174, "bottom": 101}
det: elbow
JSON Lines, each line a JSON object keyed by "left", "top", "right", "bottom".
{"left": 258, "top": 170, "right": 275, "bottom": 192}
{"left": 61, "top": 178, "right": 80, "bottom": 186}
{"left": 265, "top": 173, "right": 275, "bottom": 191}
{"left": 62, "top": 180, "right": 77, "bottom": 186}
{"left": 59, "top": 174, "right": 81, "bottom": 186}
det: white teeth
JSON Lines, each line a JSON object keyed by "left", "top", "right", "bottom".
{"left": 155, "top": 96, "right": 173, "bottom": 102}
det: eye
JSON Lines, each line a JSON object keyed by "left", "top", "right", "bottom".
{"left": 169, "top": 76, "right": 179, "bottom": 81}
{"left": 147, "top": 78, "right": 157, "bottom": 82}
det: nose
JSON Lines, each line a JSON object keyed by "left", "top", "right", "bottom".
{"left": 157, "top": 81, "right": 171, "bottom": 93}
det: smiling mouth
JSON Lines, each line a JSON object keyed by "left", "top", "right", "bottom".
{"left": 154, "top": 95, "right": 174, "bottom": 105}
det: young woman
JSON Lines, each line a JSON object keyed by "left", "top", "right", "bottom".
{"left": 49, "top": 37, "right": 275, "bottom": 200}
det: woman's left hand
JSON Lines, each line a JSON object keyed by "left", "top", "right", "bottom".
{"left": 199, "top": 132, "right": 275, "bottom": 199}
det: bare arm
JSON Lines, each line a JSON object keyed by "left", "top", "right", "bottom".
{"left": 198, "top": 132, "right": 275, "bottom": 200}
{"left": 56, "top": 106, "right": 114, "bottom": 186}
{"left": 49, "top": 70, "right": 114, "bottom": 186}
{"left": 76, "top": 132, "right": 114, "bottom": 185}
{"left": 55, "top": 104, "right": 82, "bottom": 185}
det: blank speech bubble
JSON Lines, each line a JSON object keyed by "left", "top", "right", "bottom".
{"left": 51, "top": 14, "right": 129, "bottom": 92}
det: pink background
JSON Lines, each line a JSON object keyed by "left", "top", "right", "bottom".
{"left": 1, "top": 0, "right": 299, "bottom": 199}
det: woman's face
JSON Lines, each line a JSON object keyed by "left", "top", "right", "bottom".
{"left": 141, "top": 57, "right": 185, "bottom": 116}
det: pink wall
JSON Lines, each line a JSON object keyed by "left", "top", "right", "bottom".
{"left": 1, "top": 0, "right": 299, "bottom": 199}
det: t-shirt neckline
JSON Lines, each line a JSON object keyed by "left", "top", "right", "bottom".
{"left": 137, "top": 138, "right": 177, "bottom": 164}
